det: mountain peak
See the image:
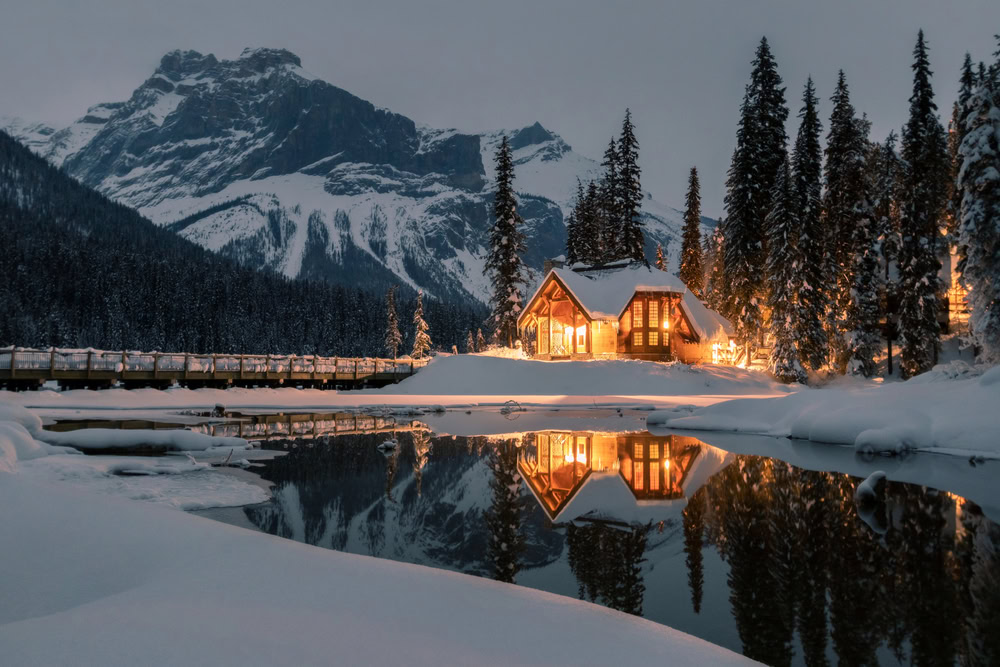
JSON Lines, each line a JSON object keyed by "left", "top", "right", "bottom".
{"left": 510, "top": 121, "right": 555, "bottom": 150}
{"left": 157, "top": 50, "right": 218, "bottom": 79}
{"left": 238, "top": 47, "right": 302, "bottom": 71}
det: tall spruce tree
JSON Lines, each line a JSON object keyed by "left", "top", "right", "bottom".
{"left": 384, "top": 285, "right": 402, "bottom": 359}
{"left": 581, "top": 179, "right": 603, "bottom": 265}
{"left": 957, "top": 46, "right": 1000, "bottom": 363}
{"left": 618, "top": 109, "right": 646, "bottom": 264}
{"left": 466, "top": 329, "right": 475, "bottom": 354}
{"left": 411, "top": 290, "right": 432, "bottom": 358}
{"left": 898, "top": 30, "right": 950, "bottom": 377}
{"left": 704, "top": 224, "right": 726, "bottom": 312}
{"left": 655, "top": 243, "right": 666, "bottom": 271}
{"left": 792, "top": 77, "right": 828, "bottom": 371}
{"left": 846, "top": 144, "right": 882, "bottom": 377}
{"left": 873, "top": 132, "right": 904, "bottom": 283}
{"left": 565, "top": 179, "right": 585, "bottom": 265}
{"left": 599, "top": 138, "right": 621, "bottom": 260}
{"left": 679, "top": 167, "right": 704, "bottom": 294}
{"left": 823, "top": 71, "right": 871, "bottom": 371}
{"left": 485, "top": 135, "right": 529, "bottom": 347}
{"left": 723, "top": 37, "right": 788, "bottom": 353}
{"left": 950, "top": 55, "right": 978, "bottom": 230}
{"left": 765, "top": 155, "right": 807, "bottom": 383}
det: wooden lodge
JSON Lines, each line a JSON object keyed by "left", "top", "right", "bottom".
{"left": 517, "top": 262, "right": 735, "bottom": 363}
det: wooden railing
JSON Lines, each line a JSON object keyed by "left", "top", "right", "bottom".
{"left": 0, "top": 347, "right": 431, "bottom": 389}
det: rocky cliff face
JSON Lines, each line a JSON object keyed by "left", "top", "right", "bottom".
{"left": 5, "top": 48, "right": 709, "bottom": 304}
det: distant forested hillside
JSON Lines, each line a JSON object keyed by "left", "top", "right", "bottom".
{"left": 0, "top": 131, "right": 484, "bottom": 355}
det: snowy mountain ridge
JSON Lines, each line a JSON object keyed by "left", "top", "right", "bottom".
{"left": 3, "top": 47, "right": 710, "bottom": 304}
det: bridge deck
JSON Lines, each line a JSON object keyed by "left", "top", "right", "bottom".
{"left": 0, "top": 348, "right": 430, "bottom": 390}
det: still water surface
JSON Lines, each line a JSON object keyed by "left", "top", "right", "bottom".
{"left": 168, "top": 419, "right": 999, "bottom": 665}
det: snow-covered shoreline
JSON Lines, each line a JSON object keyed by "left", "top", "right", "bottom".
{"left": 0, "top": 472, "right": 754, "bottom": 666}
{"left": 648, "top": 363, "right": 1000, "bottom": 458}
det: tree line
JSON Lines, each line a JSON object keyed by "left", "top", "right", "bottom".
{"left": 0, "top": 130, "right": 485, "bottom": 357}
{"left": 693, "top": 31, "right": 1000, "bottom": 381}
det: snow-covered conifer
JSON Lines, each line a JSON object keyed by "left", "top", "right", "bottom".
{"left": 599, "top": 138, "right": 620, "bottom": 260}
{"left": 679, "top": 167, "right": 704, "bottom": 293}
{"left": 898, "top": 31, "right": 950, "bottom": 377}
{"left": 486, "top": 439, "right": 525, "bottom": 583}
{"left": 466, "top": 330, "right": 475, "bottom": 354}
{"left": 723, "top": 37, "right": 788, "bottom": 352}
{"left": 618, "top": 109, "right": 646, "bottom": 264}
{"left": 846, "top": 147, "right": 881, "bottom": 377}
{"left": 704, "top": 224, "right": 726, "bottom": 312}
{"left": 765, "top": 155, "right": 806, "bottom": 383}
{"left": 485, "top": 135, "right": 529, "bottom": 347}
{"left": 655, "top": 243, "right": 666, "bottom": 271}
{"left": 565, "top": 179, "right": 585, "bottom": 265}
{"left": 823, "top": 71, "right": 870, "bottom": 370}
{"left": 476, "top": 328, "right": 487, "bottom": 352}
{"left": 411, "top": 290, "right": 432, "bottom": 358}
{"left": 957, "top": 53, "right": 1000, "bottom": 363}
{"left": 384, "top": 286, "right": 402, "bottom": 359}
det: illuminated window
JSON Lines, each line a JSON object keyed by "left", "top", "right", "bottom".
{"left": 649, "top": 468, "right": 660, "bottom": 491}
{"left": 649, "top": 443, "right": 659, "bottom": 459}
{"left": 634, "top": 462, "right": 644, "bottom": 490}
{"left": 633, "top": 331, "right": 643, "bottom": 347}
{"left": 634, "top": 443, "right": 643, "bottom": 459}
{"left": 649, "top": 301, "right": 658, "bottom": 328}
{"left": 649, "top": 330, "right": 659, "bottom": 346}
{"left": 633, "top": 301, "right": 643, "bottom": 328}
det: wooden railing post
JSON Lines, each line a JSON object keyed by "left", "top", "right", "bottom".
{"left": 211, "top": 353, "right": 217, "bottom": 376}
{"left": 288, "top": 355, "right": 294, "bottom": 383}
{"left": 184, "top": 353, "right": 190, "bottom": 381}
{"left": 153, "top": 352, "right": 160, "bottom": 380}
{"left": 9, "top": 349, "right": 15, "bottom": 379}
{"left": 86, "top": 350, "right": 93, "bottom": 380}
{"left": 354, "top": 359, "right": 359, "bottom": 382}
{"left": 49, "top": 348, "right": 56, "bottom": 381}
{"left": 239, "top": 355, "right": 245, "bottom": 380}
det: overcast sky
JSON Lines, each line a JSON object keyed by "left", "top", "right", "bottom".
{"left": 2, "top": 0, "right": 998, "bottom": 217}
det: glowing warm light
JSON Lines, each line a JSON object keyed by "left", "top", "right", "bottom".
{"left": 564, "top": 452, "right": 587, "bottom": 465}
{"left": 576, "top": 325, "right": 586, "bottom": 336}
{"left": 663, "top": 459, "right": 670, "bottom": 469}
{"left": 564, "top": 326, "right": 573, "bottom": 338}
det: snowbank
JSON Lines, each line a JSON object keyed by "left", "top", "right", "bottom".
{"left": 0, "top": 474, "right": 753, "bottom": 666}
{"left": 648, "top": 364, "right": 1000, "bottom": 456}
{"left": 1, "top": 355, "right": 791, "bottom": 415}
{"left": 0, "top": 404, "right": 76, "bottom": 472}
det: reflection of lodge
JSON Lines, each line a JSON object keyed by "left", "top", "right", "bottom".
{"left": 518, "top": 431, "right": 704, "bottom": 520}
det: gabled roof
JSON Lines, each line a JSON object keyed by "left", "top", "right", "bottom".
{"left": 520, "top": 264, "right": 734, "bottom": 344}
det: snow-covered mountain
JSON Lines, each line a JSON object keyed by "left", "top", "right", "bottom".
{"left": 4, "top": 47, "right": 710, "bottom": 304}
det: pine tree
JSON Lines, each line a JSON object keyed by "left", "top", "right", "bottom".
{"left": 765, "top": 155, "right": 807, "bottom": 383}
{"left": 476, "top": 328, "right": 486, "bottom": 352}
{"left": 655, "top": 243, "right": 666, "bottom": 271}
{"left": 485, "top": 439, "right": 525, "bottom": 583}
{"left": 846, "top": 146, "right": 882, "bottom": 377}
{"left": 792, "top": 77, "right": 829, "bottom": 372}
{"left": 618, "top": 109, "right": 646, "bottom": 264}
{"left": 823, "top": 71, "right": 871, "bottom": 371}
{"left": 565, "top": 179, "right": 585, "bottom": 265}
{"left": 704, "top": 224, "right": 726, "bottom": 313}
{"left": 723, "top": 37, "right": 788, "bottom": 353}
{"left": 683, "top": 489, "right": 706, "bottom": 614}
{"left": 957, "top": 48, "right": 1000, "bottom": 363}
{"left": 485, "top": 135, "right": 529, "bottom": 347}
{"left": 898, "top": 30, "right": 950, "bottom": 378}
{"left": 578, "top": 179, "right": 603, "bottom": 265}
{"left": 466, "top": 329, "right": 475, "bottom": 354}
{"left": 949, "top": 54, "right": 978, "bottom": 241}
{"left": 411, "top": 290, "right": 432, "bottom": 358}
{"left": 679, "top": 167, "right": 704, "bottom": 294}
{"left": 873, "top": 132, "right": 904, "bottom": 284}
{"left": 384, "top": 285, "right": 402, "bottom": 359}
{"left": 599, "top": 138, "right": 621, "bottom": 260}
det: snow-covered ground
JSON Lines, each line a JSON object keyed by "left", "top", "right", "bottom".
{"left": 1, "top": 355, "right": 792, "bottom": 420}
{"left": 0, "top": 472, "right": 752, "bottom": 665}
{"left": 649, "top": 362, "right": 1000, "bottom": 458}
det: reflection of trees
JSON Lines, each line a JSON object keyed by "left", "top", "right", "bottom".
{"left": 486, "top": 438, "right": 525, "bottom": 583}
{"left": 566, "top": 520, "right": 648, "bottom": 616}
{"left": 682, "top": 487, "right": 706, "bottom": 614}
{"left": 698, "top": 453, "right": 995, "bottom": 667}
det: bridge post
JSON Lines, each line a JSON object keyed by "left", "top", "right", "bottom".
{"left": 153, "top": 353, "right": 160, "bottom": 381}
{"left": 354, "top": 359, "right": 359, "bottom": 382}
{"left": 288, "top": 355, "right": 293, "bottom": 384}
{"left": 49, "top": 348, "right": 56, "bottom": 381}
{"left": 239, "top": 355, "right": 245, "bottom": 382}
{"left": 184, "top": 353, "right": 190, "bottom": 382}
{"left": 9, "top": 349, "right": 15, "bottom": 380}
{"left": 86, "top": 351, "right": 93, "bottom": 381}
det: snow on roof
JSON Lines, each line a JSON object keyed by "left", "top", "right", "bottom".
{"left": 522, "top": 264, "right": 734, "bottom": 344}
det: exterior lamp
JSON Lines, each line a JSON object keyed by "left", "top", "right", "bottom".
{"left": 663, "top": 459, "right": 670, "bottom": 469}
